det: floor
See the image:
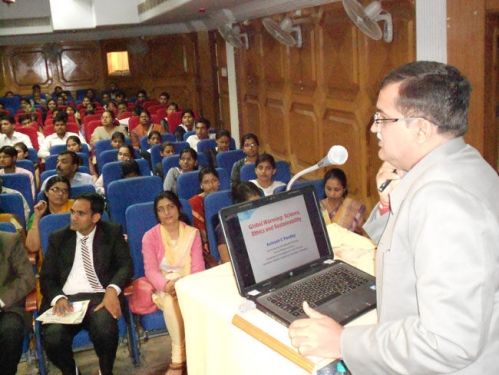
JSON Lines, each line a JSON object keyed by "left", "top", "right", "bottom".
{"left": 17, "top": 333, "right": 172, "bottom": 375}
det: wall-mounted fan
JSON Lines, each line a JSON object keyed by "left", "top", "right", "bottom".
{"left": 262, "top": 17, "right": 304, "bottom": 48}
{"left": 218, "top": 24, "right": 249, "bottom": 49}
{"left": 342, "top": 0, "right": 393, "bottom": 43}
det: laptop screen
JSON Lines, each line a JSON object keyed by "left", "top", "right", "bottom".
{"left": 219, "top": 186, "right": 332, "bottom": 291}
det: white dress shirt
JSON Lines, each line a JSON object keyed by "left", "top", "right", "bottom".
{"left": 0, "top": 132, "right": 33, "bottom": 148}
{"left": 38, "top": 131, "right": 87, "bottom": 158}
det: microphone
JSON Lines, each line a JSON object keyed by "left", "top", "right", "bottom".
{"left": 286, "top": 145, "right": 348, "bottom": 191}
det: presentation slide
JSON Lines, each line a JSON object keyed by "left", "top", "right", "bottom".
{"left": 238, "top": 195, "right": 320, "bottom": 282}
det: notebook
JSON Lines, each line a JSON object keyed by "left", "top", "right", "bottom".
{"left": 219, "top": 185, "right": 376, "bottom": 326}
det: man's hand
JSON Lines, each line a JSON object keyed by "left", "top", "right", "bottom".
{"left": 376, "top": 162, "right": 404, "bottom": 205}
{"left": 53, "top": 298, "right": 74, "bottom": 316}
{"left": 288, "top": 301, "right": 343, "bottom": 359}
{"left": 94, "top": 287, "right": 121, "bottom": 319}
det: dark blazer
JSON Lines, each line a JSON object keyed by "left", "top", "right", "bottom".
{"left": 40, "top": 220, "right": 133, "bottom": 312}
{"left": 0, "top": 232, "right": 36, "bottom": 324}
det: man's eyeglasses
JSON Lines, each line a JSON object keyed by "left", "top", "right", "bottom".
{"left": 372, "top": 112, "right": 422, "bottom": 126}
{"left": 50, "top": 187, "right": 69, "bottom": 195}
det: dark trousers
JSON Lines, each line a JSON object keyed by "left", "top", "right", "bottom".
{"left": 0, "top": 311, "right": 25, "bottom": 375}
{"left": 42, "top": 293, "right": 119, "bottom": 375}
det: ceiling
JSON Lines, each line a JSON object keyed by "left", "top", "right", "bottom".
{"left": 0, "top": 0, "right": 337, "bottom": 46}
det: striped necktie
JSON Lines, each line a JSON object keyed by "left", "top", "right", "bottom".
{"left": 80, "top": 236, "right": 101, "bottom": 290}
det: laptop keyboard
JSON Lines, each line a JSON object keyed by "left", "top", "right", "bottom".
{"left": 265, "top": 265, "right": 370, "bottom": 317}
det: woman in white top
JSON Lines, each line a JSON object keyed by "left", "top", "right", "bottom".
{"left": 249, "top": 153, "right": 285, "bottom": 196}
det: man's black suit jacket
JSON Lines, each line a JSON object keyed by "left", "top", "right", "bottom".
{"left": 40, "top": 220, "right": 133, "bottom": 313}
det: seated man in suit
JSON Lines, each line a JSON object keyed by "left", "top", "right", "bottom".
{"left": 40, "top": 193, "right": 133, "bottom": 375}
{"left": 0, "top": 231, "right": 36, "bottom": 375}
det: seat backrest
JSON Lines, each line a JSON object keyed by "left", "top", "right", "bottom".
{"left": 128, "top": 116, "right": 140, "bottom": 133}
{"left": 161, "top": 154, "right": 180, "bottom": 177}
{"left": 125, "top": 202, "right": 157, "bottom": 278}
{"left": 204, "top": 190, "right": 233, "bottom": 260}
{"left": 94, "top": 139, "right": 113, "bottom": 157}
{"left": 0, "top": 193, "right": 26, "bottom": 228}
{"left": 272, "top": 179, "right": 325, "bottom": 200}
{"left": 14, "top": 126, "right": 39, "bottom": 150}
{"left": 39, "top": 212, "right": 71, "bottom": 254}
{"left": 240, "top": 160, "right": 292, "bottom": 184}
{"left": 83, "top": 120, "right": 102, "bottom": 143}
{"left": 97, "top": 149, "right": 118, "bottom": 173}
{"left": 0, "top": 222, "right": 17, "bottom": 233}
{"left": 102, "top": 159, "right": 151, "bottom": 192}
{"left": 215, "top": 149, "right": 244, "bottom": 177}
{"left": 107, "top": 176, "right": 163, "bottom": 232}
{"left": 82, "top": 113, "right": 101, "bottom": 126}
{"left": 176, "top": 168, "right": 229, "bottom": 201}
{"left": 182, "top": 130, "right": 195, "bottom": 141}
{"left": 196, "top": 139, "right": 216, "bottom": 154}
{"left": 1, "top": 173, "right": 33, "bottom": 210}
{"left": 172, "top": 141, "right": 189, "bottom": 154}
{"left": 27, "top": 148, "right": 38, "bottom": 163}
{"left": 16, "top": 159, "right": 35, "bottom": 175}
{"left": 167, "top": 111, "right": 183, "bottom": 133}
{"left": 49, "top": 143, "right": 89, "bottom": 156}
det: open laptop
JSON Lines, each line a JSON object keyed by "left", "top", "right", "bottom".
{"left": 219, "top": 185, "right": 376, "bottom": 326}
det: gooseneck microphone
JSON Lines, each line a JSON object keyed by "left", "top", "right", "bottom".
{"left": 286, "top": 145, "right": 348, "bottom": 191}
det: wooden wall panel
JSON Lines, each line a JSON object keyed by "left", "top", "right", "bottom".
{"left": 242, "top": 96, "right": 261, "bottom": 137}
{"left": 289, "top": 103, "right": 319, "bottom": 169}
{"left": 264, "top": 98, "right": 287, "bottom": 157}
{"left": 9, "top": 50, "right": 51, "bottom": 87}
{"left": 59, "top": 46, "right": 101, "bottom": 84}
{"left": 235, "top": 1, "right": 416, "bottom": 211}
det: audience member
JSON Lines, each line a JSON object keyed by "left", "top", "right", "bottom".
{"left": 130, "top": 109, "right": 163, "bottom": 149}
{"left": 154, "top": 141, "right": 175, "bottom": 178}
{"left": 66, "top": 135, "right": 82, "bottom": 153}
{"left": 216, "top": 181, "right": 263, "bottom": 263}
{"left": 0, "top": 115, "right": 33, "bottom": 148}
{"left": 40, "top": 193, "right": 133, "bottom": 375}
{"left": 206, "top": 129, "right": 231, "bottom": 168}
{"left": 188, "top": 167, "right": 221, "bottom": 255}
{"left": 40, "top": 150, "right": 93, "bottom": 191}
{"left": 0, "top": 231, "right": 36, "bottom": 375}
{"left": 320, "top": 168, "right": 365, "bottom": 233}
{"left": 38, "top": 113, "right": 86, "bottom": 159}
{"left": 95, "top": 144, "right": 134, "bottom": 195}
{"left": 121, "top": 159, "right": 140, "bottom": 178}
{"left": 90, "top": 110, "right": 127, "bottom": 146}
{"left": 230, "top": 133, "right": 259, "bottom": 185}
{"left": 141, "top": 191, "right": 204, "bottom": 375}
{"left": 249, "top": 153, "right": 285, "bottom": 196}
{"left": 163, "top": 148, "right": 198, "bottom": 194}
{"left": 186, "top": 117, "right": 211, "bottom": 151}
{"left": 173, "top": 109, "right": 195, "bottom": 141}
{"left": 13, "top": 142, "right": 29, "bottom": 161}
{"left": 25, "top": 176, "right": 73, "bottom": 254}
{"left": 0, "top": 145, "right": 35, "bottom": 198}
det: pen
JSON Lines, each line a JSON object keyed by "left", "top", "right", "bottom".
{"left": 378, "top": 169, "right": 397, "bottom": 193}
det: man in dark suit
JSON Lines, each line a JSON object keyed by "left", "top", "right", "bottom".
{"left": 0, "top": 231, "right": 36, "bottom": 375}
{"left": 40, "top": 193, "right": 133, "bottom": 375}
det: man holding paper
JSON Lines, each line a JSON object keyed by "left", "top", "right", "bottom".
{"left": 40, "top": 193, "right": 133, "bottom": 375}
